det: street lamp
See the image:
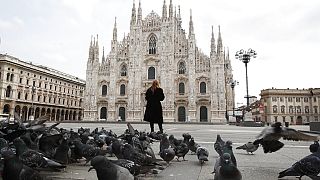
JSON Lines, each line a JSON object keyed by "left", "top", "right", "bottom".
{"left": 230, "top": 80, "right": 239, "bottom": 116}
{"left": 30, "top": 85, "right": 36, "bottom": 120}
{"left": 235, "top": 48, "right": 257, "bottom": 111}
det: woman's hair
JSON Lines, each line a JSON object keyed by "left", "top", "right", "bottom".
{"left": 151, "top": 80, "right": 160, "bottom": 93}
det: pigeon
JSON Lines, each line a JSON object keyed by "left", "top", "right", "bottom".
{"left": 121, "top": 143, "right": 161, "bottom": 166}
{"left": 73, "top": 139, "right": 109, "bottom": 164}
{"left": 189, "top": 137, "right": 200, "bottom": 154}
{"left": 254, "top": 122, "right": 319, "bottom": 153}
{"left": 278, "top": 148, "right": 320, "bottom": 179}
{"left": 175, "top": 142, "right": 189, "bottom": 161}
{"left": 39, "top": 133, "right": 63, "bottom": 157}
{"left": 159, "top": 134, "right": 170, "bottom": 153}
{"left": 309, "top": 141, "right": 319, "bottom": 153}
{"left": 53, "top": 135, "right": 71, "bottom": 164}
{"left": 88, "top": 155, "right": 134, "bottom": 180}
{"left": 236, "top": 142, "right": 259, "bottom": 154}
{"left": 110, "top": 158, "right": 141, "bottom": 176}
{"left": 221, "top": 141, "right": 237, "bottom": 167}
{"left": 213, "top": 153, "right": 242, "bottom": 180}
{"left": 196, "top": 147, "right": 209, "bottom": 164}
{"left": 2, "top": 149, "right": 43, "bottom": 180}
{"left": 214, "top": 134, "right": 225, "bottom": 156}
{"left": 13, "top": 138, "right": 66, "bottom": 169}
{"left": 160, "top": 147, "right": 175, "bottom": 164}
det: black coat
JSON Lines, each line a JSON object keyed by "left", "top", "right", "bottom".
{"left": 143, "top": 87, "right": 165, "bottom": 123}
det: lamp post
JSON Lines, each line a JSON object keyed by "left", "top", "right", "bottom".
{"left": 230, "top": 80, "right": 239, "bottom": 116}
{"left": 235, "top": 49, "right": 257, "bottom": 111}
{"left": 30, "top": 85, "right": 36, "bottom": 120}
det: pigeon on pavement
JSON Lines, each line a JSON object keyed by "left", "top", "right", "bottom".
{"left": 254, "top": 122, "right": 319, "bottom": 153}
{"left": 309, "top": 141, "right": 319, "bottom": 153}
{"left": 160, "top": 147, "right": 175, "bottom": 165}
{"left": 175, "top": 142, "right": 189, "bottom": 161}
{"left": 196, "top": 147, "right": 209, "bottom": 164}
{"left": 88, "top": 155, "right": 134, "bottom": 180}
{"left": 189, "top": 137, "right": 200, "bottom": 154}
{"left": 214, "top": 134, "right": 225, "bottom": 156}
{"left": 278, "top": 148, "right": 320, "bottom": 179}
{"left": 213, "top": 153, "right": 242, "bottom": 180}
{"left": 236, "top": 142, "right": 259, "bottom": 154}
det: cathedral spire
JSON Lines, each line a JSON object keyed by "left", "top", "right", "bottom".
{"left": 169, "top": 0, "right": 173, "bottom": 19}
{"left": 217, "top": 25, "right": 223, "bottom": 55}
{"left": 137, "top": 0, "right": 142, "bottom": 23}
{"left": 102, "top": 46, "right": 105, "bottom": 62}
{"left": 210, "top": 26, "right": 216, "bottom": 58}
{"left": 162, "top": 0, "right": 167, "bottom": 20}
{"left": 188, "top": 9, "right": 194, "bottom": 39}
{"left": 113, "top": 17, "right": 117, "bottom": 41}
{"left": 95, "top": 34, "right": 99, "bottom": 47}
{"left": 130, "top": 0, "right": 136, "bottom": 26}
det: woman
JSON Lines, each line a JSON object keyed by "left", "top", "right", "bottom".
{"left": 143, "top": 80, "right": 165, "bottom": 133}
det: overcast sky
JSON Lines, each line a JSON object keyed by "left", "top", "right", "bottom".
{"left": 1, "top": 0, "right": 319, "bottom": 106}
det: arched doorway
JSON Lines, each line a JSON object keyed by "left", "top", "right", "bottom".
{"left": 35, "top": 107, "right": 40, "bottom": 119}
{"left": 119, "top": 107, "right": 125, "bottom": 121}
{"left": 100, "top": 107, "right": 107, "bottom": 120}
{"left": 46, "top": 109, "right": 51, "bottom": 121}
{"left": 78, "top": 111, "right": 82, "bottom": 120}
{"left": 15, "top": 105, "right": 21, "bottom": 116}
{"left": 56, "top": 109, "right": 60, "bottom": 121}
{"left": 51, "top": 109, "right": 56, "bottom": 121}
{"left": 200, "top": 106, "right": 208, "bottom": 122}
{"left": 3, "top": 104, "right": 10, "bottom": 114}
{"left": 178, "top": 106, "right": 186, "bottom": 122}
{"left": 22, "top": 106, "right": 28, "bottom": 121}
{"left": 41, "top": 108, "right": 46, "bottom": 116}
{"left": 73, "top": 111, "right": 76, "bottom": 120}
{"left": 61, "top": 110, "right": 65, "bottom": 121}
{"left": 296, "top": 116, "right": 303, "bottom": 125}
{"left": 65, "top": 110, "right": 69, "bottom": 120}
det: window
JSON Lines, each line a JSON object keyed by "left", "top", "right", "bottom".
{"left": 305, "top": 106, "right": 309, "bottom": 113}
{"left": 19, "top": 78, "right": 22, "bottom": 83}
{"left": 6, "top": 73, "right": 10, "bottom": 81}
{"left": 289, "top": 106, "right": 294, "bottom": 113}
{"left": 272, "top": 97, "right": 277, "bottom": 102}
{"left": 27, "top": 79, "right": 29, "bottom": 85}
{"left": 25, "top": 93, "right": 28, "bottom": 100}
{"left": 273, "top": 105, "right": 277, "bottom": 113}
{"left": 288, "top": 97, "right": 293, "bottom": 102}
{"left": 281, "top": 105, "right": 285, "bottom": 113}
{"left": 33, "top": 81, "right": 35, "bottom": 86}
{"left": 120, "top": 84, "right": 126, "bottom": 96}
{"left": 178, "top": 61, "right": 186, "bottom": 74}
{"left": 102, "top": 85, "right": 107, "bottom": 96}
{"left": 200, "top": 82, "right": 206, "bottom": 94}
{"left": 282, "top": 116, "right": 286, "bottom": 122}
{"left": 148, "top": 67, "right": 155, "bottom": 80}
{"left": 38, "top": 95, "right": 41, "bottom": 102}
{"left": 178, "top": 82, "right": 185, "bottom": 94}
{"left": 290, "top": 116, "right": 294, "bottom": 123}
{"left": 296, "top": 97, "right": 300, "bottom": 102}
{"left": 274, "top": 116, "right": 278, "bottom": 122}
{"left": 5, "top": 86, "right": 11, "bottom": 97}
{"left": 45, "top": 84, "right": 47, "bottom": 89}
{"left": 314, "top": 97, "right": 317, "bottom": 102}
{"left": 148, "top": 35, "right": 157, "bottom": 54}
{"left": 10, "top": 74, "right": 14, "bottom": 82}
{"left": 304, "top": 97, "right": 308, "bottom": 102}
{"left": 280, "top": 97, "right": 283, "bottom": 102}
{"left": 18, "top": 92, "right": 21, "bottom": 99}
{"left": 296, "top": 106, "right": 301, "bottom": 113}
{"left": 314, "top": 106, "right": 318, "bottom": 114}
{"left": 43, "top": 96, "right": 46, "bottom": 102}
{"left": 120, "top": 64, "right": 127, "bottom": 76}
{"left": 39, "top": 82, "right": 41, "bottom": 88}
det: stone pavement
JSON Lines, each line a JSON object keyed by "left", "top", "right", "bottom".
{"left": 41, "top": 123, "right": 314, "bottom": 180}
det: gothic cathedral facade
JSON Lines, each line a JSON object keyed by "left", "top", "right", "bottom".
{"left": 84, "top": 0, "right": 234, "bottom": 123}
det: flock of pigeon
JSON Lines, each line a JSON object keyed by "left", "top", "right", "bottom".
{"left": 0, "top": 114, "right": 320, "bottom": 180}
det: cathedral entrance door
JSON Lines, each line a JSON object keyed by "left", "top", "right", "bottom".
{"left": 178, "top": 106, "right": 186, "bottom": 122}
{"left": 100, "top": 107, "right": 107, "bottom": 120}
{"left": 119, "top": 107, "right": 126, "bottom": 121}
{"left": 200, "top": 106, "right": 208, "bottom": 122}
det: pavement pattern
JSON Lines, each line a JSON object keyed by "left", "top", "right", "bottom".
{"left": 40, "top": 123, "right": 315, "bottom": 180}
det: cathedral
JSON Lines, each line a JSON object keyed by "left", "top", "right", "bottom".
{"left": 84, "top": 0, "right": 234, "bottom": 123}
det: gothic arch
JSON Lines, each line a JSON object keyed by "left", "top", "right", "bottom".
{"left": 22, "top": 106, "right": 28, "bottom": 121}
{"left": 200, "top": 82, "right": 206, "bottom": 94}
{"left": 41, "top": 108, "right": 46, "bottom": 116}
{"left": 56, "top": 109, "right": 60, "bottom": 121}
{"left": 148, "top": 66, "right": 155, "bottom": 80}
{"left": 177, "top": 61, "right": 186, "bottom": 74}
{"left": 35, "top": 107, "right": 40, "bottom": 119}
{"left": 6, "top": 85, "right": 12, "bottom": 97}
{"left": 120, "top": 63, "right": 127, "bottom": 76}
{"left": 102, "top": 85, "right": 107, "bottom": 96}
{"left": 148, "top": 34, "right": 157, "bottom": 54}
{"left": 178, "top": 82, "right": 185, "bottom": 94}
{"left": 120, "top": 84, "right": 126, "bottom": 96}
{"left": 52, "top": 109, "right": 56, "bottom": 121}
{"left": 15, "top": 105, "right": 21, "bottom": 116}
{"left": 3, "top": 104, "right": 10, "bottom": 114}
